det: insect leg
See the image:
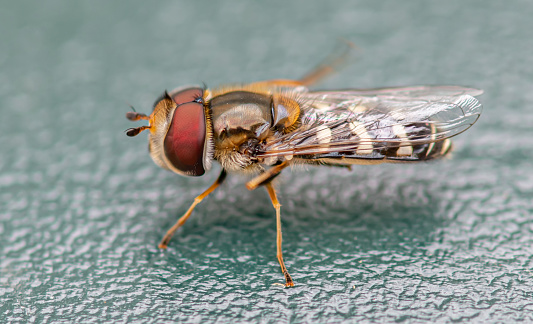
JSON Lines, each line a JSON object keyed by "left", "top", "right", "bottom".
{"left": 247, "top": 79, "right": 307, "bottom": 88}
{"left": 265, "top": 182, "right": 294, "bottom": 287}
{"left": 298, "top": 39, "right": 357, "bottom": 87}
{"left": 245, "top": 161, "right": 289, "bottom": 191}
{"left": 158, "top": 170, "right": 227, "bottom": 249}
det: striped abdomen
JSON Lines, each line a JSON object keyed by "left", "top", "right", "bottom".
{"left": 256, "top": 87, "right": 481, "bottom": 167}
{"left": 293, "top": 121, "right": 454, "bottom": 165}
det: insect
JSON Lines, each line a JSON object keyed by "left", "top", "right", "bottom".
{"left": 125, "top": 51, "right": 482, "bottom": 287}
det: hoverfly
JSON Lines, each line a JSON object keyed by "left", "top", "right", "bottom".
{"left": 125, "top": 50, "right": 482, "bottom": 287}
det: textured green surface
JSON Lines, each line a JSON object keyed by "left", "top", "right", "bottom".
{"left": 2, "top": 1, "right": 533, "bottom": 323}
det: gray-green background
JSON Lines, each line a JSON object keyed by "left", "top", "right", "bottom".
{"left": 2, "top": 1, "right": 533, "bottom": 323}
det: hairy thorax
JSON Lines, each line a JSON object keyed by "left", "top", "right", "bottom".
{"left": 209, "top": 89, "right": 301, "bottom": 173}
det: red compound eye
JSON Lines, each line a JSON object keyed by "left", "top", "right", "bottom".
{"left": 163, "top": 88, "right": 207, "bottom": 176}
{"left": 171, "top": 87, "right": 204, "bottom": 105}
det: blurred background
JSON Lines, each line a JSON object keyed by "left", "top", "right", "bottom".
{"left": 1, "top": 0, "right": 533, "bottom": 322}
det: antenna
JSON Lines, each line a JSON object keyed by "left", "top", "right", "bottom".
{"left": 125, "top": 126, "right": 150, "bottom": 137}
{"left": 126, "top": 111, "right": 149, "bottom": 121}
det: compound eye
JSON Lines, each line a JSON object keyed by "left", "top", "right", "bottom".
{"left": 170, "top": 87, "right": 204, "bottom": 105}
{"left": 163, "top": 102, "right": 207, "bottom": 176}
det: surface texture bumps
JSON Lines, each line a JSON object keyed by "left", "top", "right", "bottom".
{"left": 1, "top": 1, "right": 533, "bottom": 322}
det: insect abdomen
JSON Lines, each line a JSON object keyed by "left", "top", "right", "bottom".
{"left": 295, "top": 122, "right": 453, "bottom": 165}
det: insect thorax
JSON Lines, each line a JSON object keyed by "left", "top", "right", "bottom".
{"left": 208, "top": 90, "right": 300, "bottom": 172}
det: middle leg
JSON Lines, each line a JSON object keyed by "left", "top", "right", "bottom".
{"left": 264, "top": 182, "right": 294, "bottom": 287}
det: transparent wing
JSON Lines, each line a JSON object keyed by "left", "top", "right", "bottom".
{"left": 258, "top": 86, "right": 483, "bottom": 158}
{"left": 307, "top": 85, "right": 483, "bottom": 100}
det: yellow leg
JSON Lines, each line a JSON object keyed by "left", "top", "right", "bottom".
{"left": 248, "top": 79, "right": 306, "bottom": 88}
{"left": 299, "top": 40, "right": 357, "bottom": 87}
{"left": 245, "top": 161, "right": 289, "bottom": 191}
{"left": 158, "top": 170, "right": 227, "bottom": 249}
{"left": 265, "top": 182, "right": 294, "bottom": 287}
{"left": 248, "top": 41, "right": 356, "bottom": 90}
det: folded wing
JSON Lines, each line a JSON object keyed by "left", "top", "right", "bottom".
{"left": 258, "top": 86, "right": 483, "bottom": 163}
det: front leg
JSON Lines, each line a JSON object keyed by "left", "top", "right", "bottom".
{"left": 159, "top": 170, "right": 227, "bottom": 249}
